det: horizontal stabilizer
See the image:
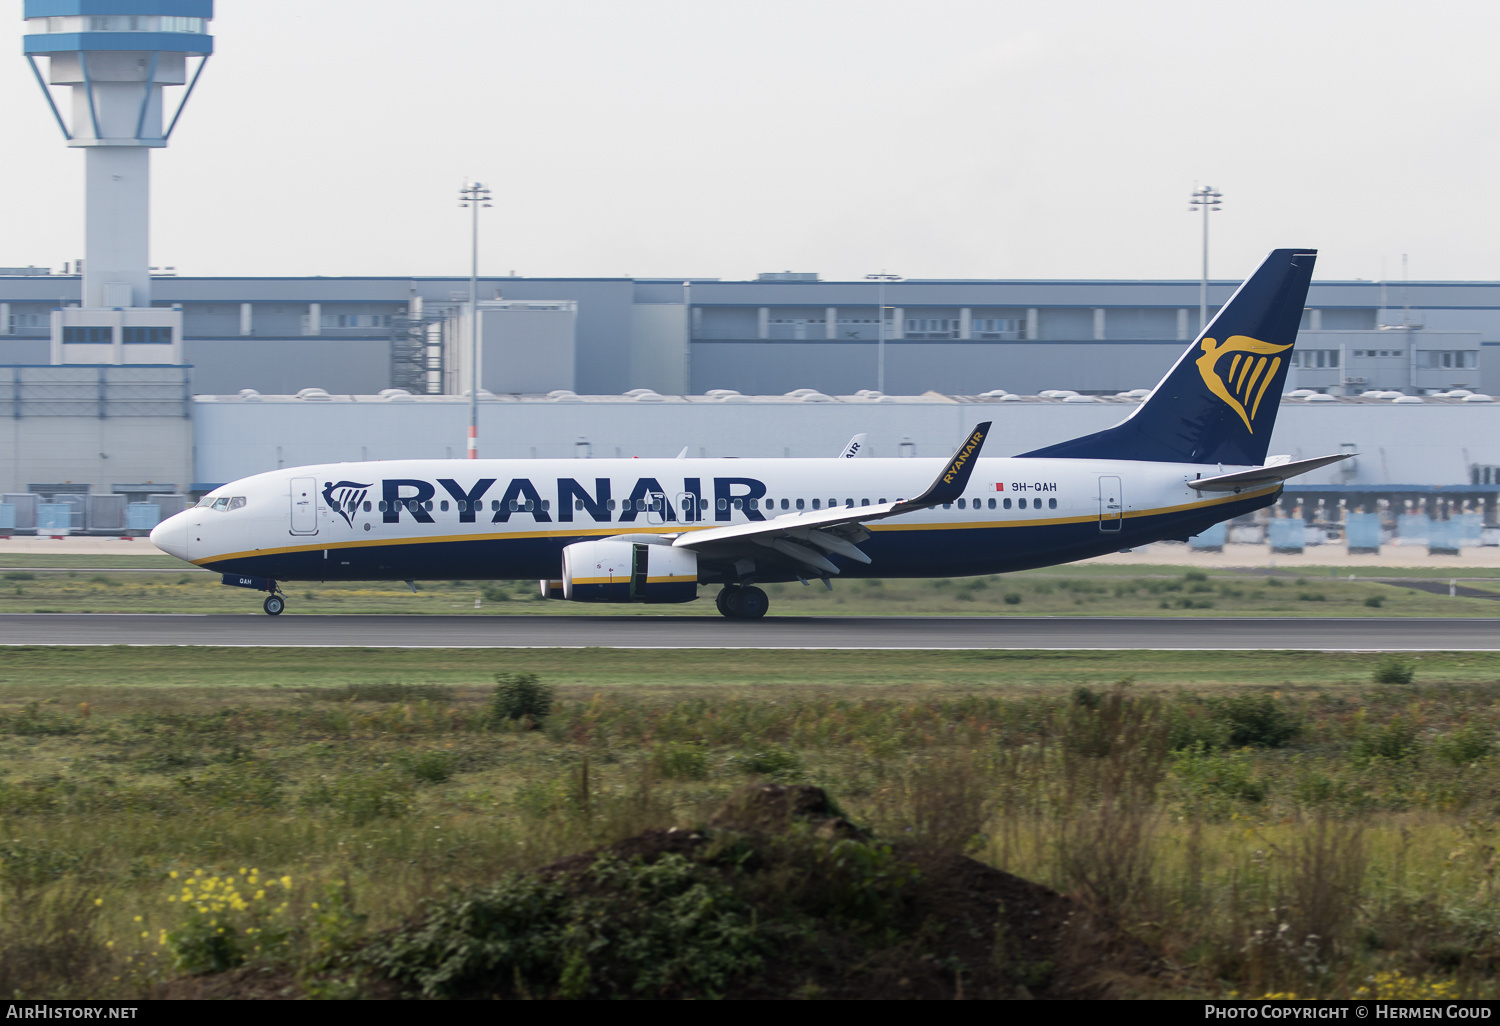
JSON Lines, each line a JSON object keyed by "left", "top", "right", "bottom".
{"left": 1186, "top": 453, "right": 1353, "bottom": 492}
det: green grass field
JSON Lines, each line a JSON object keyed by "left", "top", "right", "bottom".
{"left": 2, "top": 557, "right": 1498, "bottom": 617}
{"left": 4, "top": 646, "right": 1500, "bottom": 998}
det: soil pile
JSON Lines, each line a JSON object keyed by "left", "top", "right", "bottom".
{"left": 164, "top": 784, "right": 1162, "bottom": 1000}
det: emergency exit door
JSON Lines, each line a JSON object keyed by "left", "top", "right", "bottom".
{"left": 1098, "top": 476, "right": 1123, "bottom": 532}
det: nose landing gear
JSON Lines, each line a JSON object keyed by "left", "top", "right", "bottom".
{"left": 716, "top": 584, "right": 768, "bottom": 620}
{"left": 263, "top": 594, "right": 286, "bottom": 616}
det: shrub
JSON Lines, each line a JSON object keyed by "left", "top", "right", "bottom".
{"left": 1355, "top": 716, "right": 1423, "bottom": 761}
{"left": 3, "top": 571, "right": 36, "bottom": 581}
{"left": 362, "top": 854, "right": 770, "bottom": 999}
{"left": 1210, "top": 694, "right": 1302, "bottom": 749}
{"left": 1373, "top": 656, "right": 1415, "bottom": 685}
{"left": 1298, "top": 592, "right": 1327, "bottom": 602}
{"left": 490, "top": 672, "right": 554, "bottom": 724}
{"left": 1364, "top": 595, "right": 1385, "bottom": 608}
{"left": 479, "top": 584, "right": 511, "bottom": 602}
{"left": 1434, "top": 726, "right": 1494, "bottom": 765}
{"left": 1433, "top": 724, "right": 1495, "bottom": 766}
{"left": 1003, "top": 593, "right": 1022, "bottom": 605}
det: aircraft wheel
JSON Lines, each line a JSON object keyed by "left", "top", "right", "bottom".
{"left": 737, "top": 586, "right": 769, "bottom": 620}
{"left": 716, "top": 586, "right": 743, "bottom": 618}
{"left": 263, "top": 595, "right": 285, "bottom": 616}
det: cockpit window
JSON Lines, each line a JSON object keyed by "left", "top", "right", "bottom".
{"left": 228, "top": 497, "right": 247, "bottom": 511}
{"left": 211, "top": 497, "right": 230, "bottom": 511}
{"left": 202, "top": 496, "right": 247, "bottom": 512}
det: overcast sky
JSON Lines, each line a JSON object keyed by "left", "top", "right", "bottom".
{"left": 2, "top": 0, "right": 1497, "bottom": 283}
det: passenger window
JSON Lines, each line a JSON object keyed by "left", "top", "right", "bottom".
{"left": 733, "top": 498, "right": 743, "bottom": 510}
{"left": 1049, "top": 498, "right": 1057, "bottom": 509}
{"left": 861, "top": 498, "right": 870, "bottom": 506}
{"left": 811, "top": 499, "right": 820, "bottom": 510}
{"left": 363, "top": 500, "right": 372, "bottom": 513}
{"left": 491, "top": 500, "right": 500, "bottom": 511}
{"left": 1003, "top": 498, "right": 1011, "bottom": 509}
{"left": 575, "top": 500, "right": 583, "bottom": 511}
{"left": 456, "top": 500, "right": 466, "bottom": 512}
{"left": 542, "top": 500, "right": 550, "bottom": 511}
{"left": 796, "top": 498, "right": 805, "bottom": 510}
{"left": 943, "top": 503, "right": 952, "bottom": 510}
{"left": 957, "top": 498, "right": 966, "bottom": 509}
{"left": 781, "top": 499, "right": 789, "bottom": 510}
{"left": 717, "top": 498, "right": 728, "bottom": 511}
{"left": 988, "top": 498, "right": 996, "bottom": 510}
{"left": 880, "top": 498, "right": 886, "bottom": 504}
{"left": 377, "top": 500, "right": 387, "bottom": 512}
{"left": 748, "top": 498, "right": 758, "bottom": 510}
{"left": 607, "top": 499, "right": 616, "bottom": 510}
{"left": 424, "top": 500, "right": 433, "bottom": 511}
{"left": 440, "top": 500, "right": 449, "bottom": 512}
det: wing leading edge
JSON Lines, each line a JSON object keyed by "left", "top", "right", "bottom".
{"left": 672, "top": 422, "right": 991, "bottom": 577}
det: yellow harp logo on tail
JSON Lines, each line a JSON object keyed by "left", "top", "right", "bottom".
{"left": 1195, "top": 335, "right": 1293, "bottom": 433}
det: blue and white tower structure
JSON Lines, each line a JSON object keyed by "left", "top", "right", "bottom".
{"left": 23, "top": 1, "right": 212, "bottom": 364}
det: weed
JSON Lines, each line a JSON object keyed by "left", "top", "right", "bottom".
{"left": 732, "top": 745, "right": 802, "bottom": 778}
{"left": 651, "top": 741, "right": 710, "bottom": 781}
{"left": 301, "top": 770, "right": 413, "bottom": 824}
{"left": 403, "top": 751, "right": 455, "bottom": 784}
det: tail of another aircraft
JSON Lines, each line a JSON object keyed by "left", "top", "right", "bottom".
{"left": 1019, "top": 248, "right": 1317, "bottom": 466}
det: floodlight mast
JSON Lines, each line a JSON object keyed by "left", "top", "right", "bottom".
{"left": 22, "top": 2, "right": 213, "bottom": 311}
{"left": 459, "top": 181, "right": 492, "bottom": 459}
{"left": 865, "top": 272, "right": 901, "bottom": 393}
{"left": 1188, "top": 185, "right": 1222, "bottom": 333}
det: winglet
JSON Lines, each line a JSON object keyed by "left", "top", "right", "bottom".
{"left": 899, "top": 422, "right": 991, "bottom": 509}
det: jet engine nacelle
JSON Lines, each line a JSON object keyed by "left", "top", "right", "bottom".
{"left": 560, "top": 539, "right": 698, "bottom": 603}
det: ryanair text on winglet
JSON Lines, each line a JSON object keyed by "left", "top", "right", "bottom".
{"left": 942, "top": 428, "right": 986, "bottom": 485}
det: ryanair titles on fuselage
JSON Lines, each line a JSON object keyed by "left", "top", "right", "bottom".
{"left": 340, "top": 476, "right": 781, "bottom": 527}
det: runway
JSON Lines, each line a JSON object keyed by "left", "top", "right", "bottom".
{"left": 0, "top": 613, "right": 1497, "bottom": 650}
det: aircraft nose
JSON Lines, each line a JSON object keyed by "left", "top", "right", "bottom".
{"left": 150, "top": 512, "right": 190, "bottom": 560}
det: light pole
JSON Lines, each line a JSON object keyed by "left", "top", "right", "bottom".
{"left": 459, "top": 182, "right": 492, "bottom": 459}
{"left": 865, "top": 272, "right": 901, "bottom": 393}
{"left": 1188, "top": 185, "right": 1222, "bottom": 333}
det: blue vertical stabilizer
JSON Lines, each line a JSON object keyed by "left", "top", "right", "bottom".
{"left": 1019, "top": 249, "right": 1317, "bottom": 466}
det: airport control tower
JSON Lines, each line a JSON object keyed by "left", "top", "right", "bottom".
{"left": 23, "top": 1, "right": 212, "bottom": 364}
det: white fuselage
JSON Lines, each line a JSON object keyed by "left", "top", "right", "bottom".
{"left": 151, "top": 455, "right": 1277, "bottom": 584}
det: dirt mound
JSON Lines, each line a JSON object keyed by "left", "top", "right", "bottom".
{"left": 158, "top": 785, "right": 1163, "bottom": 1000}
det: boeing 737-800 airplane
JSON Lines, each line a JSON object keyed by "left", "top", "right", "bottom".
{"left": 151, "top": 249, "right": 1347, "bottom": 619}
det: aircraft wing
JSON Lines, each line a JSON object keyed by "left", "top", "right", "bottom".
{"left": 672, "top": 423, "right": 991, "bottom": 577}
{"left": 1186, "top": 452, "right": 1353, "bottom": 492}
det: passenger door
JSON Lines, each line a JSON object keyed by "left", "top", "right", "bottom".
{"left": 290, "top": 476, "right": 318, "bottom": 535}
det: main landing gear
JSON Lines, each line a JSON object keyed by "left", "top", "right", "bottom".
{"left": 716, "top": 584, "right": 769, "bottom": 620}
{"left": 263, "top": 594, "right": 285, "bottom": 616}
